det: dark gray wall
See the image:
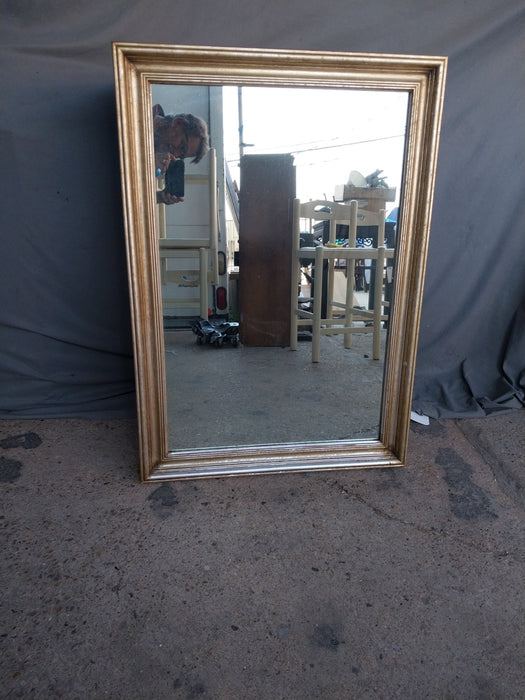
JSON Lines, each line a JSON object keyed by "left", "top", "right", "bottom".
{"left": 1, "top": 0, "right": 524, "bottom": 418}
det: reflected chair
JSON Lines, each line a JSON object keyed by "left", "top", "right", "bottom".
{"left": 157, "top": 148, "right": 219, "bottom": 320}
{"left": 290, "top": 198, "right": 393, "bottom": 362}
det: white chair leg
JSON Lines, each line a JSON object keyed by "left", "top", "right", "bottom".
{"left": 344, "top": 258, "right": 355, "bottom": 350}
{"left": 312, "top": 246, "right": 324, "bottom": 362}
{"left": 199, "top": 247, "right": 208, "bottom": 319}
{"left": 372, "top": 246, "right": 385, "bottom": 360}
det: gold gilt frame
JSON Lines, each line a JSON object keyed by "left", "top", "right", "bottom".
{"left": 112, "top": 43, "right": 447, "bottom": 481}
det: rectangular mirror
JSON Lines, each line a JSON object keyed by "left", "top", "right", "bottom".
{"left": 113, "top": 43, "right": 446, "bottom": 481}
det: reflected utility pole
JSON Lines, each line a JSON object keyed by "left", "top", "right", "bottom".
{"left": 238, "top": 87, "right": 254, "bottom": 159}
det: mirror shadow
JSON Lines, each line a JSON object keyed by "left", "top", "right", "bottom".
{"left": 153, "top": 85, "right": 409, "bottom": 452}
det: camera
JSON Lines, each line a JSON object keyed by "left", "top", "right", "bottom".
{"left": 164, "top": 159, "right": 185, "bottom": 197}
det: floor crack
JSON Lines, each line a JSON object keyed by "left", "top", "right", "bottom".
{"left": 323, "top": 475, "right": 523, "bottom": 562}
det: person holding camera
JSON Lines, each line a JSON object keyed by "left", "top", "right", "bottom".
{"left": 153, "top": 104, "right": 209, "bottom": 205}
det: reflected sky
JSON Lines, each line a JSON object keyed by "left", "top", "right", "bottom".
{"left": 223, "top": 86, "right": 408, "bottom": 206}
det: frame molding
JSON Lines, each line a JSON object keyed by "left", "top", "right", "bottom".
{"left": 113, "top": 43, "right": 447, "bottom": 481}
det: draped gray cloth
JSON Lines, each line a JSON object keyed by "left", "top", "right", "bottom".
{"left": 1, "top": 0, "right": 524, "bottom": 418}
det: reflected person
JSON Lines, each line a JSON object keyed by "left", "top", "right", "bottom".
{"left": 153, "top": 104, "right": 209, "bottom": 205}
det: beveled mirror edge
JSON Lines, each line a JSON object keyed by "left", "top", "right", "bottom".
{"left": 112, "top": 43, "right": 447, "bottom": 482}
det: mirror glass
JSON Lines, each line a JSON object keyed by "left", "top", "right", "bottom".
{"left": 153, "top": 84, "right": 409, "bottom": 452}
{"left": 113, "top": 43, "right": 446, "bottom": 480}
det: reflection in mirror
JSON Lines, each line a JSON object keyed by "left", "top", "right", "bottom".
{"left": 152, "top": 84, "right": 409, "bottom": 452}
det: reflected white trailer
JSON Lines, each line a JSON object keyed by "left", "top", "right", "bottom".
{"left": 152, "top": 84, "right": 229, "bottom": 325}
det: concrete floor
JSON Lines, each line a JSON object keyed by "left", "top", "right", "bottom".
{"left": 1, "top": 409, "right": 525, "bottom": 699}
{"left": 165, "top": 329, "right": 386, "bottom": 450}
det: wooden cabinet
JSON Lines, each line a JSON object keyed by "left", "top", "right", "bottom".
{"left": 238, "top": 154, "right": 296, "bottom": 346}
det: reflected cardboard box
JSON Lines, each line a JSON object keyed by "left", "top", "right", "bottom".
{"left": 334, "top": 185, "right": 396, "bottom": 213}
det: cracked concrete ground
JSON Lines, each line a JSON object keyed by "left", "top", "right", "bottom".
{"left": 1, "top": 410, "right": 524, "bottom": 699}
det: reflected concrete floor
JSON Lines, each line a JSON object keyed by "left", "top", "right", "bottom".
{"left": 165, "top": 328, "right": 386, "bottom": 451}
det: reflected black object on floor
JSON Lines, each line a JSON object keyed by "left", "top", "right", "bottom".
{"left": 191, "top": 318, "right": 240, "bottom": 348}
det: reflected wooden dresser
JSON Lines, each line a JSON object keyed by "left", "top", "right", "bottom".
{"left": 238, "top": 154, "right": 296, "bottom": 346}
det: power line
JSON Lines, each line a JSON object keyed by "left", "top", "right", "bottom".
{"left": 291, "top": 132, "right": 405, "bottom": 155}
{"left": 225, "top": 132, "right": 405, "bottom": 165}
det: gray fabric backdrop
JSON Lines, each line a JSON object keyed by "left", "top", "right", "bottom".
{"left": 1, "top": 0, "right": 524, "bottom": 418}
